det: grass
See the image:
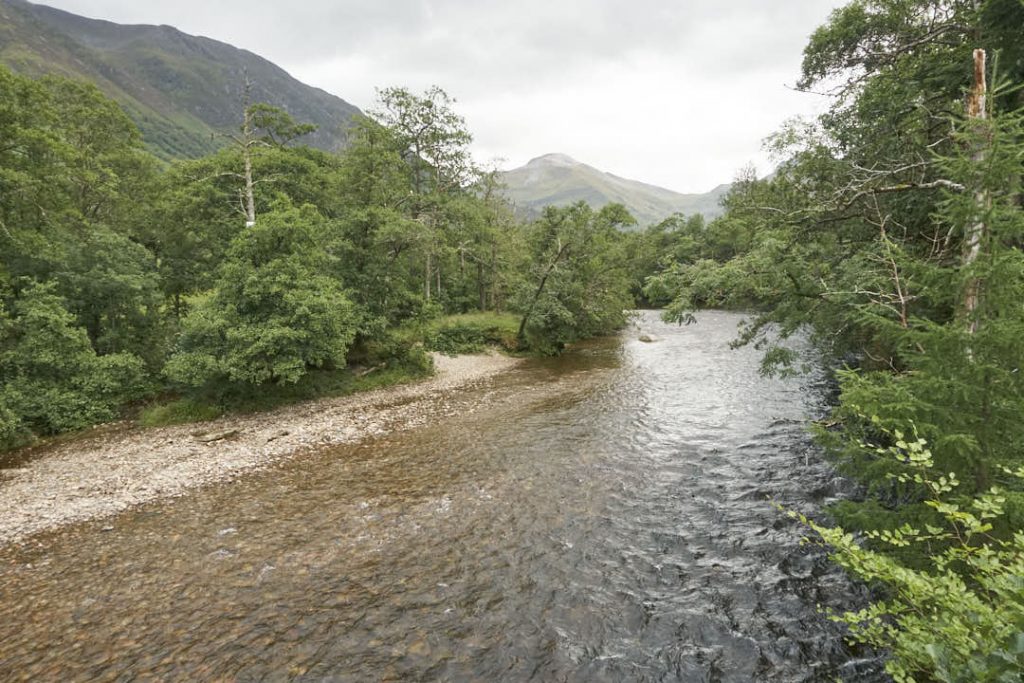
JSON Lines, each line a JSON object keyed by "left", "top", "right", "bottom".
{"left": 121, "top": 312, "right": 526, "bottom": 430}
{"left": 141, "top": 311, "right": 524, "bottom": 428}
{"left": 138, "top": 362, "right": 431, "bottom": 428}
{"left": 396, "top": 311, "right": 523, "bottom": 356}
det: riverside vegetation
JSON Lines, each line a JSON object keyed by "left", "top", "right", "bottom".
{"left": 3, "top": 0, "right": 1024, "bottom": 679}
{"left": 0, "top": 76, "right": 641, "bottom": 448}
{"left": 642, "top": 1, "right": 1024, "bottom": 680}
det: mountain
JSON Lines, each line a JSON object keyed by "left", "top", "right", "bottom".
{"left": 0, "top": 0, "right": 361, "bottom": 160}
{"left": 499, "top": 153, "right": 729, "bottom": 227}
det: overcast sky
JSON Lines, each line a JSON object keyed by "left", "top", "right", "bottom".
{"left": 42, "top": 0, "right": 843, "bottom": 193}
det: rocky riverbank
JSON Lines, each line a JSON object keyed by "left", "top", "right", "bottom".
{"left": 0, "top": 352, "right": 521, "bottom": 546}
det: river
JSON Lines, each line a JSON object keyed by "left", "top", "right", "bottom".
{"left": 0, "top": 310, "right": 886, "bottom": 681}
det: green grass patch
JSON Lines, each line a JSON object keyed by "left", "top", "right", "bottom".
{"left": 137, "top": 398, "right": 223, "bottom": 427}
{"left": 396, "top": 311, "right": 522, "bottom": 356}
{"left": 138, "top": 358, "right": 432, "bottom": 428}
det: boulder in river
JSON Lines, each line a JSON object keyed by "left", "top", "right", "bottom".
{"left": 638, "top": 334, "right": 659, "bottom": 343}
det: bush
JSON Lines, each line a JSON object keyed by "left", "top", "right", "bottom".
{"left": 165, "top": 207, "right": 357, "bottom": 392}
{"left": 420, "top": 313, "right": 521, "bottom": 356}
{"left": 792, "top": 422, "right": 1024, "bottom": 683}
{"left": 0, "top": 282, "right": 148, "bottom": 443}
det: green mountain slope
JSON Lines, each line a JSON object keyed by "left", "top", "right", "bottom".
{"left": 500, "top": 153, "right": 729, "bottom": 227}
{"left": 0, "top": 0, "right": 361, "bottom": 160}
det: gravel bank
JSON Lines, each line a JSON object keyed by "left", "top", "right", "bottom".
{"left": 0, "top": 352, "right": 521, "bottom": 546}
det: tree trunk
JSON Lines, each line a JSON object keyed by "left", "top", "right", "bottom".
{"left": 477, "top": 259, "right": 486, "bottom": 310}
{"left": 489, "top": 243, "right": 498, "bottom": 310}
{"left": 517, "top": 243, "right": 569, "bottom": 339}
{"left": 962, "top": 48, "right": 988, "bottom": 339}
{"left": 425, "top": 251, "right": 431, "bottom": 301}
{"left": 243, "top": 146, "right": 256, "bottom": 227}
{"left": 242, "top": 79, "right": 257, "bottom": 228}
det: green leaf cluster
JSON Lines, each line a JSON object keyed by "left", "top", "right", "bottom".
{"left": 795, "top": 427, "right": 1024, "bottom": 682}
{"left": 164, "top": 207, "right": 356, "bottom": 391}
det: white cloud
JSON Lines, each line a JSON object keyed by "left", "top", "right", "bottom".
{"left": 41, "top": 0, "right": 844, "bottom": 191}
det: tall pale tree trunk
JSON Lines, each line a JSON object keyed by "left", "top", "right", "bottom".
{"left": 425, "top": 251, "right": 432, "bottom": 301}
{"left": 962, "top": 48, "right": 989, "bottom": 338}
{"left": 237, "top": 76, "right": 257, "bottom": 228}
{"left": 243, "top": 122, "right": 256, "bottom": 227}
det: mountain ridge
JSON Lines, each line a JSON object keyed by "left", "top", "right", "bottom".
{"left": 500, "top": 153, "right": 729, "bottom": 227}
{"left": 0, "top": 0, "right": 362, "bottom": 159}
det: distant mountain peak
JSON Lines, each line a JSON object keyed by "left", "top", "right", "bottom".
{"left": 501, "top": 153, "right": 729, "bottom": 227}
{"left": 527, "top": 152, "right": 580, "bottom": 167}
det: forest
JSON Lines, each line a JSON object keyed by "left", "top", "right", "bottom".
{"left": 0, "top": 75, "right": 642, "bottom": 447}
{"left": 3, "top": 0, "right": 1024, "bottom": 679}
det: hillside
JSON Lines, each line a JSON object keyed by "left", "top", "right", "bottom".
{"left": 500, "top": 153, "right": 729, "bottom": 227}
{"left": 0, "top": 0, "right": 361, "bottom": 159}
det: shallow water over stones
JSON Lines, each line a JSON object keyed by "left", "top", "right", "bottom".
{"left": 0, "top": 311, "right": 886, "bottom": 681}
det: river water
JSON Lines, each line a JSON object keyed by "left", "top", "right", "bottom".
{"left": 0, "top": 311, "right": 886, "bottom": 682}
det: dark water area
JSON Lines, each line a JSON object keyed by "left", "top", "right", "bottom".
{"left": 0, "top": 311, "right": 887, "bottom": 681}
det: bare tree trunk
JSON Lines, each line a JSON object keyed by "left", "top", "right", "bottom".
{"left": 489, "top": 243, "right": 498, "bottom": 310}
{"left": 240, "top": 77, "right": 257, "bottom": 228}
{"left": 477, "top": 259, "right": 486, "bottom": 310}
{"left": 243, "top": 133, "right": 256, "bottom": 227}
{"left": 425, "top": 251, "right": 431, "bottom": 301}
{"left": 963, "top": 48, "right": 989, "bottom": 339}
{"left": 517, "top": 241, "right": 570, "bottom": 339}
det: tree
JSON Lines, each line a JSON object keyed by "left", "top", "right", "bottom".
{"left": 371, "top": 85, "right": 476, "bottom": 195}
{"left": 221, "top": 78, "right": 317, "bottom": 227}
{"left": 515, "top": 202, "right": 634, "bottom": 353}
{"left": 327, "top": 116, "right": 425, "bottom": 326}
{"left": 165, "top": 206, "right": 356, "bottom": 391}
{"left": 0, "top": 67, "right": 163, "bottom": 444}
{"left": 650, "top": 2, "right": 1024, "bottom": 675}
{"left": 371, "top": 86, "right": 478, "bottom": 301}
{"left": 794, "top": 425, "right": 1024, "bottom": 683}
{"left": 0, "top": 283, "right": 148, "bottom": 445}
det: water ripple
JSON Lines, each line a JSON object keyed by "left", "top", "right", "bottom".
{"left": 0, "top": 311, "right": 887, "bottom": 681}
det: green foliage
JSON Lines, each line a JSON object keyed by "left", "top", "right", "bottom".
{"left": 137, "top": 398, "right": 223, "bottom": 428}
{"left": 412, "top": 312, "right": 521, "bottom": 355}
{"left": 793, "top": 427, "right": 1024, "bottom": 682}
{"left": 140, "top": 360, "right": 432, "bottom": 428}
{"left": 515, "top": 203, "right": 634, "bottom": 354}
{"left": 164, "top": 206, "right": 357, "bottom": 391}
{"left": 0, "top": 64, "right": 637, "bottom": 449}
{"left": 371, "top": 85, "right": 477, "bottom": 194}
{"left": 0, "top": 66, "right": 159, "bottom": 447}
{"left": 639, "top": 3, "right": 1024, "bottom": 677}
{"left": 247, "top": 103, "right": 317, "bottom": 146}
{"left": 0, "top": 283, "right": 148, "bottom": 444}
{"left": 56, "top": 227, "right": 166, "bottom": 367}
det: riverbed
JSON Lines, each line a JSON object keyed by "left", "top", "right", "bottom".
{"left": 0, "top": 311, "right": 886, "bottom": 681}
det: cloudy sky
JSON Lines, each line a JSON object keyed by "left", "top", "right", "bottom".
{"left": 42, "top": 0, "right": 843, "bottom": 193}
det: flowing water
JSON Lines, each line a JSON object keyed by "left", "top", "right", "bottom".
{"left": 0, "top": 311, "right": 886, "bottom": 682}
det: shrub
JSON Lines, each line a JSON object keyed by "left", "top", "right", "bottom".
{"left": 0, "top": 282, "right": 148, "bottom": 442}
{"left": 165, "top": 207, "right": 357, "bottom": 392}
{"left": 792, "top": 422, "right": 1024, "bottom": 682}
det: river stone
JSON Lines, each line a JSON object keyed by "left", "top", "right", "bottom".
{"left": 195, "top": 429, "right": 240, "bottom": 444}
{"left": 639, "top": 334, "right": 659, "bottom": 343}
